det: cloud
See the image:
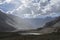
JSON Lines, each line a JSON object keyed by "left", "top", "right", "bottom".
{"left": 0, "top": 0, "right": 22, "bottom": 12}
{"left": 5, "top": 0, "right": 12, "bottom": 3}
{"left": 0, "top": 0, "right": 6, "bottom": 4}
{"left": 0, "top": 0, "right": 60, "bottom": 18}
{"left": 0, "top": 0, "right": 12, "bottom": 4}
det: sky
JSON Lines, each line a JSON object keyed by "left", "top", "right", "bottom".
{"left": 0, "top": 0, "right": 60, "bottom": 18}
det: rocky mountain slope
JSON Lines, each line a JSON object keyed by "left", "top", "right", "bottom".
{"left": 0, "top": 11, "right": 16, "bottom": 32}
{"left": 18, "top": 16, "right": 60, "bottom": 35}
{"left": 37, "top": 16, "right": 60, "bottom": 34}
{"left": 0, "top": 10, "right": 36, "bottom": 32}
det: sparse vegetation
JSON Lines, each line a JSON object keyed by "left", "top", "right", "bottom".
{"left": 0, "top": 32, "right": 60, "bottom": 40}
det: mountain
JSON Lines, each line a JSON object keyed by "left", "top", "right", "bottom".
{"left": 20, "top": 16, "right": 60, "bottom": 35}
{"left": 36, "top": 16, "right": 60, "bottom": 34}
{"left": 0, "top": 10, "right": 58, "bottom": 32}
{"left": 43, "top": 16, "right": 60, "bottom": 28}
{"left": 6, "top": 13, "right": 56, "bottom": 30}
{"left": 0, "top": 11, "right": 34, "bottom": 31}
{"left": 0, "top": 11, "right": 16, "bottom": 32}
{"left": 23, "top": 16, "right": 55, "bottom": 29}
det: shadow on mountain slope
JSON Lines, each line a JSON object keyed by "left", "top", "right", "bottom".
{"left": 43, "top": 16, "right": 60, "bottom": 28}
{"left": 0, "top": 11, "right": 16, "bottom": 32}
{"left": 37, "top": 16, "right": 60, "bottom": 33}
{"left": 0, "top": 10, "right": 36, "bottom": 32}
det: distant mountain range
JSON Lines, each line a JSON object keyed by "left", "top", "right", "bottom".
{"left": 19, "top": 16, "right": 60, "bottom": 35}
{"left": 0, "top": 10, "right": 60, "bottom": 32}
{"left": 23, "top": 16, "right": 56, "bottom": 29}
{"left": 35, "top": 16, "right": 60, "bottom": 35}
{"left": 43, "top": 16, "right": 60, "bottom": 28}
{"left": 0, "top": 11, "right": 34, "bottom": 31}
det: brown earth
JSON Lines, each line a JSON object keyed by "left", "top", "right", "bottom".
{"left": 0, "top": 32, "right": 60, "bottom": 40}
